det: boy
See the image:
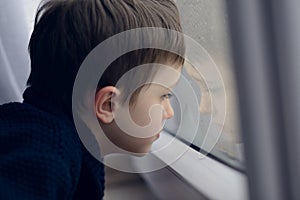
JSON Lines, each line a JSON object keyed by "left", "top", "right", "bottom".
{"left": 0, "top": 0, "right": 185, "bottom": 199}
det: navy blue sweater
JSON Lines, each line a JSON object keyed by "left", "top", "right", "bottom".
{"left": 0, "top": 88, "right": 104, "bottom": 199}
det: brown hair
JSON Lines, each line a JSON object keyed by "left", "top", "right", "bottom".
{"left": 28, "top": 0, "right": 185, "bottom": 108}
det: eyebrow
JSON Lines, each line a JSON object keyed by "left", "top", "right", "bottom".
{"left": 167, "top": 80, "right": 180, "bottom": 90}
{"left": 169, "top": 82, "right": 178, "bottom": 89}
{"left": 153, "top": 80, "right": 179, "bottom": 90}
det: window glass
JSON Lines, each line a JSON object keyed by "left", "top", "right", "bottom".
{"left": 164, "top": 0, "right": 245, "bottom": 170}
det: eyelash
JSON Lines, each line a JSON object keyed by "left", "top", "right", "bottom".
{"left": 161, "top": 92, "right": 173, "bottom": 100}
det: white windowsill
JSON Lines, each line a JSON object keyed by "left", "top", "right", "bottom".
{"left": 133, "top": 131, "right": 249, "bottom": 200}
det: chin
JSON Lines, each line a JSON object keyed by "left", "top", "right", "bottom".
{"left": 118, "top": 135, "right": 158, "bottom": 155}
{"left": 131, "top": 144, "right": 153, "bottom": 156}
{"left": 131, "top": 152, "right": 149, "bottom": 157}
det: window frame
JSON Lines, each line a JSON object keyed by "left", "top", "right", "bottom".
{"left": 133, "top": 131, "right": 249, "bottom": 200}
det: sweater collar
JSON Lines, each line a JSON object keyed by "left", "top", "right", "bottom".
{"left": 23, "top": 87, "right": 72, "bottom": 121}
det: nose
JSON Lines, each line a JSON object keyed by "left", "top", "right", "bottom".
{"left": 163, "top": 99, "right": 174, "bottom": 119}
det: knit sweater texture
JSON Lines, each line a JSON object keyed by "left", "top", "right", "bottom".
{"left": 0, "top": 87, "right": 105, "bottom": 199}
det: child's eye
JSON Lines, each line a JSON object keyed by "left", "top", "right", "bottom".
{"left": 161, "top": 92, "right": 173, "bottom": 100}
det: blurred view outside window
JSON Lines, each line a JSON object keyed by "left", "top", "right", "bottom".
{"left": 164, "top": 0, "right": 244, "bottom": 170}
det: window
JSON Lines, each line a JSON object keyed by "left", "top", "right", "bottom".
{"left": 164, "top": 0, "right": 244, "bottom": 170}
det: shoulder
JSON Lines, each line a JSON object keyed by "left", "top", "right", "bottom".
{"left": 0, "top": 102, "right": 82, "bottom": 153}
{"left": 0, "top": 102, "right": 85, "bottom": 198}
{"left": 0, "top": 102, "right": 106, "bottom": 199}
{"left": 0, "top": 102, "right": 83, "bottom": 174}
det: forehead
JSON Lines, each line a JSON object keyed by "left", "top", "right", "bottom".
{"left": 126, "top": 65, "right": 181, "bottom": 106}
{"left": 150, "top": 64, "right": 182, "bottom": 88}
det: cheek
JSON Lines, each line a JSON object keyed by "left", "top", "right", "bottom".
{"left": 130, "top": 100, "right": 165, "bottom": 128}
{"left": 104, "top": 122, "right": 154, "bottom": 154}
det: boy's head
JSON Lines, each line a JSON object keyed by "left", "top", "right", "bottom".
{"left": 28, "top": 0, "right": 185, "bottom": 153}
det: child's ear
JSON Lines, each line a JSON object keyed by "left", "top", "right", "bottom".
{"left": 95, "top": 86, "right": 120, "bottom": 124}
